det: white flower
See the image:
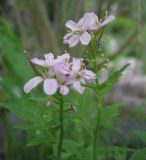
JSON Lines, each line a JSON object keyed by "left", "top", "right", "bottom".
{"left": 64, "top": 12, "right": 115, "bottom": 47}
{"left": 24, "top": 76, "right": 59, "bottom": 95}
{"left": 88, "top": 12, "right": 115, "bottom": 31}
{"left": 63, "top": 13, "right": 92, "bottom": 47}
{"left": 24, "top": 53, "right": 97, "bottom": 96}
{"left": 24, "top": 76, "right": 70, "bottom": 96}
{"left": 69, "top": 58, "right": 96, "bottom": 93}
{"left": 24, "top": 53, "right": 71, "bottom": 96}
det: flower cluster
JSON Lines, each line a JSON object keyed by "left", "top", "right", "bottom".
{"left": 24, "top": 12, "right": 115, "bottom": 96}
{"left": 24, "top": 53, "right": 96, "bottom": 96}
{"left": 63, "top": 12, "right": 115, "bottom": 47}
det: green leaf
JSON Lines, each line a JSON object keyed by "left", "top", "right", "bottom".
{"left": 97, "top": 64, "right": 129, "bottom": 95}
{"left": 130, "top": 148, "right": 146, "bottom": 160}
{"left": 26, "top": 132, "right": 52, "bottom": 147}
{"left": 133, "top": 130, "right": 146, "bottom": 143}
{"left": 63, "top": 139, "right": 91, "bottom": 160}
{"left": 78, "top": 89, "right": 92, "bottom": 114}
{"left": 101, "top": 104, "right": 122, "bottom": 127}
{"left": 97, "top": 146, "right": 134, "bottom": 157}
{"left": 114, "top": 147, "right": 127, "bottom": 160}
{"left": 0, "top": 98, "right": 53, "bottom": 130}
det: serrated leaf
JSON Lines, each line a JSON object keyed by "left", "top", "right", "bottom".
{"left": 130, "top": 148, "right": 146, "bottom": 160}
{"left": 63, "top": 139, "right": 91, "bottom": 160}
{"left": 15, "top": 124, "right": 35, "bottom": 130}
{"left": 0, "top": 99, "right": 53, "bottom": 130}
{"left": 114, "top": 147, "right": 127, "bottom": 160}
{"left": 95, "top": 146, "right": 133, "bottom": 160}
{"left": 133, "top": 130, "right": 146, "bottom": 143}
{"left": 26, "top": 132, "right": 52, "bottom": 147}
{"left": 101, "top": 104, "right": 121, "bottom": 127}
{"left": 0, "top": 102, "right": 41, "bottom": 122}
{"left": 97, "top": 64, "right": 129, "bottom": 95}
{"left": 78, "top": 89, "right": 92, "bottom": 114}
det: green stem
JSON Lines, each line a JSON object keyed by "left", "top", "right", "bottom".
{"left": 0, "top": 109, "right": 12, "bottom": 160}
{"left": 57, "top": 96, "right": 64, "bottom": 160}
{"left": 93, "top": 95, "right": 102, "bottom": 160}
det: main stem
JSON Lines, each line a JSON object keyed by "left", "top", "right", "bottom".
{"left": 57, "top": 96, "right": 64, "bottom": 160}
{"left": 93, "top": 95, "right": 102, "bottom": 160}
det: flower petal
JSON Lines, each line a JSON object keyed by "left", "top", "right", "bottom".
{"left": 44, "top": 52, "right": 54, "bottom": 66}
{"left": 56, "top": 53, "right": 70, "bottom": 63}
{"left": 78, "top": 13, "right": 91, "bottom": 30}
{"left": 44, "top": 52, "right": 54, "bottom": 60}
{"left": 63, "top": 32, "right": 74, "bottom": 40}
{"left": 89, "top": 12, "right": 99, "bottom": 30}
{"left": 73, "top": 81, "right": 85, "bottom": 94}
{"left": 100, "top": 15, "right": 115, "bottom": 28}
{"left": 43, "top": 78, "right": 58, "bottom": 95}
{"left": 54, "top": 63, "right": 70, "bottom": 77}
{"left": 72, "top": 58, "right": 83, "bottom": 72}
{"left": 80, "top": 31, "right": 91, "bottom": 45}
{"left": 66, "top": 34, "right": 80, "bottom": 47}
{"left": 80, "top": 69, "right": 96, "bottom": 83}
{"left": 60, "top": 85, "right": 69, "bottom": 96}
{"left": 24, "top": 76, "right": 43, "bottom": 93}
{"left": 81, "top": 70, "right": 96, "bottom": 80}
{"left": 65, "top": 76, "right": 76, "bottom": 85}
{"left": 65, "top": 20, "right": 80, "bottom": 31}
{"left": 31, "top": 58, "right": 47, "bottom": 66}
{"left": 89, "top": 12, "right": 99, "bottom": 23}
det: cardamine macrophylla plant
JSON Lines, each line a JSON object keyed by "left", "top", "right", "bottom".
{"left": 20, "top": 12, "right": 128, "bottom": 160}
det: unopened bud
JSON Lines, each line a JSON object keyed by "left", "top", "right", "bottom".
{"left": 23, "top": 50, "right": 26, "bottom": 53}
{"left": 42, "top": 114, "right": 47, "bottom": 118}
{"left": 46, "top": 97, "right": 52, "bottom": 106}
{"left": 91, "top": 59, "right": 95, "bottom": 63}
{"left": 71, "top": 105, "right": 77, "bottom": 112}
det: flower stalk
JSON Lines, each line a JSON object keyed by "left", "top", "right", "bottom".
{"left": 57, "top": 95, "right": 64, "bottom": 160}
{"left": 93, "top": 94, "right": 102, "bottom": 160}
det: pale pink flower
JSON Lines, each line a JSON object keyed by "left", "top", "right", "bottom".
{"left": 24, "top": 76, "right": 59, "bottom": 95}
{"left": 31, "top": 52, "right": 70, "bottom": 68}
{"left": 69, "top": 58, "right": 96, "bottom": 93}
{"left": 63, "top": 13, "right": 92, "bottom": 47}
{"left": 88, "top": 12, "right": 115, "bottom": 31}
{"left": 24, "top": 75, "right": 70, "bottom": 96}
{"left": 31, "top": 52, "right": 55, "bottom": 67}
{"left": 24, "top": 53, "right": 71, "bottom": 96}
{"left": 64, "top": 12, "right": 115, "bottom": 47}
{"left": 24, "top": 53, "right": 96, "bottom": 96}
{"left": 24, "top": 76, "right": 43, "bottom": 93}
{"left": 31, "top": 52, "right": 70, "bottom": 76}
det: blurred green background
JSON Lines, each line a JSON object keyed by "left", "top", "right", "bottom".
{"left": 0, "top": 0, "right": 146, "bottom": 159}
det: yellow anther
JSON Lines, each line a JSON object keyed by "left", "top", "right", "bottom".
{"left": 105, "top": 11, "right": 108, "bottom": 18}
{"left": 23, "top": 50, "right": 26, "bottom": 53}
{"left": 96, "top": 20, "right": 100, "bottom": 25}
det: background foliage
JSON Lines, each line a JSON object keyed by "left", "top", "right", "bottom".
{"left": 0, "top": 0, "right": 146, "bottom": 159}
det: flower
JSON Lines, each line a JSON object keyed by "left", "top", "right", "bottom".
{"left": 63, "top": 14, "right": 92, "bottom": 47}
{"left": 69, "top": 58, "right": 96, "bottom": 93}
{"left": 24, "top": 53, "right": 71, "bottom": 96}
{"left": 63, "top": 12, "right": 115, "bottom": 47}
{"left": 31, "top": 52, "right": 70, "bottom": 68}
{"left": 88, "top": 12, "right": 115, "bottom": 31}
{"left": 24, "top": 53, "right": 96, "bottom": 96}
{"left": 24, "top": 76, "right": 59, "bottom": 95}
